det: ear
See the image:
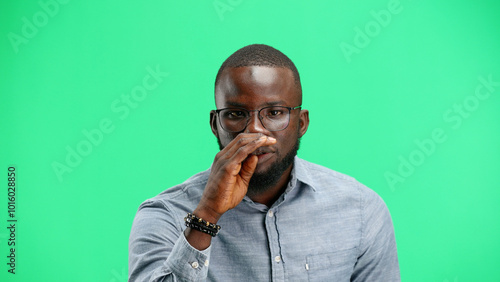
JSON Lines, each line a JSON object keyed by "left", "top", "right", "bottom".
{"left": 298, "top": 109, "right": 309, "bottom": 138}
{"left": 210, "top": 110, "right": 219, "bottom": 138}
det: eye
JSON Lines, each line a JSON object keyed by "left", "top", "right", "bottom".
{"left": 224, "top": 110, "right": 246, "bottom": 119}
{"left": 266, "top": 108, "right": 285, "bottom": 117}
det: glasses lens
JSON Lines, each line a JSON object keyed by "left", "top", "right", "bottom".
{"left": 219, "top": 109, "right": 249, "bottom": 132}
{"left": 260, "top": 106, "right": 290, "bottom": 131}
{"left": 218, "top": 106, "right": 291, "bottom": 132}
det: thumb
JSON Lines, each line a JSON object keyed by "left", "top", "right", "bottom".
{"left": 240, "top": 155, "right": 258, "bottom": 183}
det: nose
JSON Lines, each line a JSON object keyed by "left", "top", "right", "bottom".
{"left": 244, "top": 111, "right": 268, "bottom": 133}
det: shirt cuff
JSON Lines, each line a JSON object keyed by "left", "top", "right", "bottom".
{"left": 164, "top": 232, "right": 212, "bottom": 281}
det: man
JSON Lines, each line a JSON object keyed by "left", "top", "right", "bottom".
{"left": 129, "top": 44, "right": 400, "bottom": 281}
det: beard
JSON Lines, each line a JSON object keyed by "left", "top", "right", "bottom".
{"left": 217, "top": 134, "right": 300, "bottom": 196}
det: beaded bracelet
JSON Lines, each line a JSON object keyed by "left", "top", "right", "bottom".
{"left": 184, "top": 213, "right": 221, "bottom": 237}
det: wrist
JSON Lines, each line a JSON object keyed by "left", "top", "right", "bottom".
{"left": 185, "top": 213, "right": 221, "bottom": 237}
{"left": 193, "top": 206, "right": 222, "bottom": 224}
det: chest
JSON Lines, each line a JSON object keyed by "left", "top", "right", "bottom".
{"left": 208, "top": 195, "right": 362, "bottom": 282}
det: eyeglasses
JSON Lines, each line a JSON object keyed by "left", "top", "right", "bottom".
{"left": 215, "top": 106, "right": 301, "bottom": 132}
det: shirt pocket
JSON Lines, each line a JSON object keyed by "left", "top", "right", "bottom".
{"left": 305, "top": 247, "right": 357, "bottom": 282}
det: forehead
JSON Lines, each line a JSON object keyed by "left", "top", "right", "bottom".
{"left": 215, "top": 66, "right": 300, "bottom": 108}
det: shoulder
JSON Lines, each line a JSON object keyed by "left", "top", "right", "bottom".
{"left": 295, "top": 158, "right": 392, "bottom": 234}
{"left": 295, "top": 157, "right": 383, "bottom": 203}
{"left": 137, "top": 169, "right": 210, "bottom": 213}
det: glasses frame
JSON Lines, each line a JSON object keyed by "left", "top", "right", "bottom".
{"left": 215, "top": 105, "right": 302, "bottom": 133}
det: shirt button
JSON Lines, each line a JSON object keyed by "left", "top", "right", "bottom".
{"left": 268, "top": 210, "right": 274, "bottom": 217}
{"left": 274, "top": 256, "right": 281, "bottom": 263}
{"left": 191, "top": 261, "right": 199, "bottom": 269}
{"left": 204, "top": 260, "right": 209, "bottom": 267}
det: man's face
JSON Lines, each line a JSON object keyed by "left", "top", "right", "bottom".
{"left": 210, "top": 66, "right": 309, "bottom": 192}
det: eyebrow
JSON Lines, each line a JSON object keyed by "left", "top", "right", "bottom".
{"left": 225, "top": 100, "right": 287, "bottom": 108}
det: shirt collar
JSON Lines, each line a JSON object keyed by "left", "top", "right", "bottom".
{"left": 287, "top": 156, "right": 317, "bottom": 193}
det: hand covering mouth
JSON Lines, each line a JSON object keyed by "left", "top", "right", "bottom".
{"left": 252, "top": 148, "right": 273, "bottom": 156}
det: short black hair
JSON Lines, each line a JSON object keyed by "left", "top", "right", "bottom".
{"left": 215, "top": 44, "right": 301, "bottom": 93}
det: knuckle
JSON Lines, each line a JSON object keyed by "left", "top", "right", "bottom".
{"left": 236, "top": 138, "right": 247, "bottom": 146}
{"left": 214, "top": 151, "right": 224, "bottom": 161}
{"left": 223, "top": 164, "right": 235, "bottom": 175}
{"left": 236, "top": 146, "right": 251, "bottom": 158}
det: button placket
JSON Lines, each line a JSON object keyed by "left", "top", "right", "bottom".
{"left": 265, "top": 208, "right": 286, "bottom": 280}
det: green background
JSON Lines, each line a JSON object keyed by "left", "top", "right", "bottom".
{"left": 1, "top": 0, "right": 499, "bottom": 281}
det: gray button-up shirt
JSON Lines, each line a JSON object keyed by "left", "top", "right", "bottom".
{"left": 129, "top": 157, "right": 400, "bottom": 281}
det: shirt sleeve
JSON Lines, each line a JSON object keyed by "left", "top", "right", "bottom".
{"left": 129, "top": 199, "right": 211, "bottom": 282}
{"left": 351, "top": 186, "right": 401, "bottom": 281}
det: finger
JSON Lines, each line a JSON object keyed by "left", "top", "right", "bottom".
{"left": 239, "top": 155, "right": 258, "bottom": 184}
{"left": 221, "top": 133, "right": 265, "bottom": 155}
{"left": 214, "top": 137, "right": 264, "bottom": 176}
{"left": 215, "top": 135, "right": 276, "bottom": 178}
{"left": 230, "top": 136, "right": 276, "bottom": 165}
{"left": 220, "top": 134, "right": 267, "bottom": 161}
{"left": 212, "top": 134, "right": 260, "bottom": 168}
